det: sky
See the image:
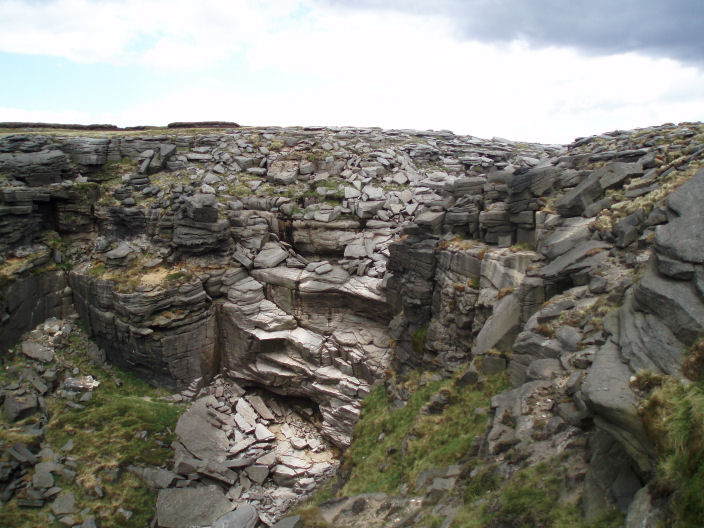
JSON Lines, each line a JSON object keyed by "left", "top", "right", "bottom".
{"left": 1, "top": 0, "right": 703, "bottom": 144}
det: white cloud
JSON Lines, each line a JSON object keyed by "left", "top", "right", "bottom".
{"left": 1, "top": 0, "right": 703, "bottom": 142}
{"left": 0, "top": 0, "right": 303, "bottom": 67}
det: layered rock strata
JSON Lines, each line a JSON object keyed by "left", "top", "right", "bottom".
{"left": 1, "top": 121, "right": 704, "bottom": 525}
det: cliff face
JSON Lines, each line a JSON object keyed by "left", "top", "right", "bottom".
{"left": 1, "top": 122, "right": 703, "bottom": 526}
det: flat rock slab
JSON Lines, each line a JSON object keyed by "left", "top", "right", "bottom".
{"left": 213, "top": 504, "right": 259, "bottom": 528}
{"left": 21, "top": 341, "right": 54, "bottom": 363}
{"left": 246, "top": 464, "right": 269, "bottom": 484}
{"left": 253, "top": 243, "right": 289, "bottom": 269}
{"left": 50, "top": 490, "right": 75, "bottom": 516}
{"left": 245, "top": 394, "right": 275, "bottom": 421}
{"left": 4, "top": 392, "right": 38, "bottom": 422}
{"left": 272, "top": 515, "right": 303, "bottom": 528}
{"left": 156, "top": 486, "right": 232, "bottom": 528}
{"left": 130, "top": 465, "right": 178, "bottom": 489}
{"left": 175, "top": 398, "right": 229, "bottom": 461}
{"left": 582, "top": 340, "right": 653, "bottom": 472}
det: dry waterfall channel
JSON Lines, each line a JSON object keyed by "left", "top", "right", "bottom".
{"left": 0, "top": 122, "right": 703, "bottom": 527}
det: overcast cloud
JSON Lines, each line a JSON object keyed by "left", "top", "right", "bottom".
{"left": 327, "top": 0, "right": 704, "bottom": 66}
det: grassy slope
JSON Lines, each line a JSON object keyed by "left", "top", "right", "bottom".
{"left": 300, "top": 368, "right": 623, "bottom": 528}
{"left": 0, "top": 325, "right": 184, "bottom": 528}
{"left": 341, "top": 371, "right": 508, "bottom": 496}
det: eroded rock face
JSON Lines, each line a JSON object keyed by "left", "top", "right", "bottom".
{"left": 1, "top": 122, "right": 704, "bottom": 526}
{"left": 69, "top": 273, "right": 219, "bottom": 389}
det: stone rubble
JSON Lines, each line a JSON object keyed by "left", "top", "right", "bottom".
{"left": 0, "top": 318, "right": 106, "bottom": 526}
{"left": 154, "top": 375, "right": 339, "bottom": 527}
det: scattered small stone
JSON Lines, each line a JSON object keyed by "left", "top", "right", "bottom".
{"left": 50, "top": 490, "right": 75, "bottom": 516}
{"left": 116, "top": 507, "right": 133, "bottom": 520}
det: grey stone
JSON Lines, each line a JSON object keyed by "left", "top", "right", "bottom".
{"left": 540, "top": 241, "right": 610, "bottom": 284}
{"left": 253, "top": 243, "right": 289, "bottom": 269}
{"left": 582, "top": 341, "right": 653, "bottom": 472}
{"left": 596, "top": 162, "right": 643, "bottom": 190}
{"left": 619, "top": 293, "right": 685, "bottom": 376}
{"left": 555, "top": 325, "right": 582, "bottom": 351}
{"left": 267, "top": 160, "right": 299, "bottom": 185}
{"left": 656, "top": 168, "right": 704, "bottom": 264}
{"left": 554, "top": 173, "right": 602, "bottom": 217}
{"left": 272, "top": 515, "right": 303, "bottom": 528}
{"left": 480, "top": 355, "right": 507, "bottom": 375}
{"left": 246, "top": 464, "right": 269, "bottom": 484}
{"left": 290, "top": 437, "right": 308, "bottom": 450}
{"left": 625, "top": 486, "right": 665, "bottom": 528}
{"left": 20, "top": 341, "right": 54, "bottom": 363}
{"left": 254, "top": 423, "right": 276, "bottom": 442}
{"left": 32, "top": 467, "right": 55, "bottom": 489}
{"left": 7, "top": 442, "right": 38, "bottom": 464}
{"left": 157, "top": 486, "right": 232, "bottom": 528}
{"left": 213, "top": 504, "right": 258, "bottom": 528}
{"left": 634, "top": 259, "right": 704, "bottom": 346}
{"left": 184, "top": 193, "right": 219, "bottom": 223}
{"left": 104, "top": 242, "right": 135, "bottom": 265}
{"left": 355, "top": 200, "right": 384, "bottom": 219}
{"left": 614, "top": 210, "right": 645, "bottom": 248}
{"left": 527, "top": 358, "right": 564, "bottom": 381}
{"left": 415, "top": 211, "right": 445, "bottom": 232}
{"left": 63, "top": 376, "right": 100, "bottom": 392}
{"left": 540, "top": 217, "right": 594, "bottom": 259}
{"left": 175, "top": 399, "right": 229, "bottom": 461}
{"left": 472, "top": 293, "right": 521, "bottom": 355}
{"left": 246, "top": 394, "right": 275, "bottom": 421}
{"left": 50, "top": 490, "right": 75, "bottom": 516}
{"left": 4, "top": 392, "right": 38, "bottom": 422}
{"left": 130, "top": 466, "right": 178, "bottom": 489}
{"left": 655, "top": 253, "right": 694, "bottom": 280}
{"left": 455, "top": 367, "right": 479, "bottom": 387}
{"left": 79, "top": 517, "right": 98, "bottom": 528}
{"left": 203, "top": 173, "right": 221, "bottom": 185}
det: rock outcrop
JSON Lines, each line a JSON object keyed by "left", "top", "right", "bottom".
{"left": 1, "top": 121, "right": 703, "bottom": 526}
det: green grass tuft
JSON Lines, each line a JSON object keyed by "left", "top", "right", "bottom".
{"left": 640, "top": 373, "right": 704, "bottom": 526}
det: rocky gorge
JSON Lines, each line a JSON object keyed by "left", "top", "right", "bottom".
{"left": 0, "top": 120, "right": 703, "bottom": 527}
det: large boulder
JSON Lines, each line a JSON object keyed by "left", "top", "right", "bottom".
{"left": 253, "top": 242, "right": 289, "bottom": 269}
{"left": 174, "top": 398, "right": 229, "bottom": 462}
{"left": 472, "top": 293, "right": 521, "bottom": 355}
{"left": 184, "top": 193, "right": 219, "bottom": 223}
{"left": 655, "top": 168, "right": 704, "bottom": 265}
{"left": 634, "top": 259, "right": 704, "bottom": 346}
{"left": 582, "top": 340, "right": 654, "bottom": 473}
{"left": 156, "top": 486, "right": 232, "bottom": 528}
{"left": 213, "top": 505, "right": 259, "bottom": 528}
{"left": 267, "top": 160, "right": 299, "bottom": 185}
